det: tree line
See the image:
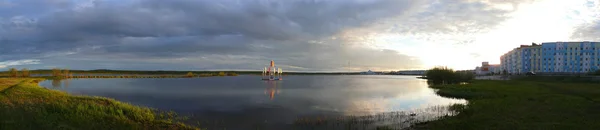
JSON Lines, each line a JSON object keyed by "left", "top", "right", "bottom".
{"left": 4, "top": 68, "right": 70, "bottom": 78}
{"left": 2, "top": 68, "right": 240, "bottom": 78}
{"left": 7, "top": 68, "right": 31, "bottom": 77}
{"left": 51, "top": 68, "right": 72, "bottom": 78}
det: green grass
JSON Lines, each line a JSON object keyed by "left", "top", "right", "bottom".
{"left": 415, "top": 79, "right": 600, "bottom": 130}
{"left": 0, "top": 78, "right": 199, "bottom": 130}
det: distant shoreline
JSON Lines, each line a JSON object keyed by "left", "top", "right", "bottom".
{"left": 0, "top": 69, "right": 426, "bottom": 76}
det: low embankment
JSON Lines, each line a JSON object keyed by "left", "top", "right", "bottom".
{"left": 0, "top": 78, "right": 199, "bottom": 130}
{"left": 414, "top": 79, "right": 600, "bottom": 129}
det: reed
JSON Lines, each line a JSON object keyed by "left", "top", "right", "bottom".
{"left": 291, "top": 104, "right": 464, "bottom": 129}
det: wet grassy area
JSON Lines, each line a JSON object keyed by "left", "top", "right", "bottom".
{"left": 0, "top": 78, "right": 199, "bottom": 130}
{"left": 290, "top": 105, "right": 464, "bottom": 130}
{"left": 416, "top": 79, "right": 600, "bottom": 129}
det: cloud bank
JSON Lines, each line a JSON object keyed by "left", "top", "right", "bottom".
{"left": 1, "top": 0, "right": 528, "bottom": 71}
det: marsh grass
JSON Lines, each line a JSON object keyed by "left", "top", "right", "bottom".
{"left": 416, "top": 80, "right": 600, "bottom": 129}
{"left": 292, "top": 104, "right": 465, "bottom": 130}
{"left": 0, "top": 78, "right": 199, "bottom": 130}
{"left": 512, "top": 75, "right": 600, "bottom": 83}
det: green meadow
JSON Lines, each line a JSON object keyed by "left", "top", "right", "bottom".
{"left": 416, "top": 78, "right": 600, "bottom": 130}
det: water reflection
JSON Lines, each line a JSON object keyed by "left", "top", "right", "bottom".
{"left": 51, "top": 79, "right": 61, "bottom": 88}
{"left": 263, "top": 81, "right": 281, "bottom": 100}
{"left": 51, "top": 79, "right": 70, "bottom": 89}
{"left": 39, "top": 75, "right": 467, "bottom": 130}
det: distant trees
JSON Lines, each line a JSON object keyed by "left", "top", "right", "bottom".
{"left": 9, "top": 68, "right": 18, "bottom": 77}
{"left": 226, "top": 72, "right": 239, "bottom": 76}
{"left": 218, "top": 72, "right": 226, "bottom": 76}
{"left": 4, "top": 68, "right": 31, "bottom": 77}
{"left": 51, "top": 68, "right": 71, "bottom": 78}
{"left": 425, "top": 67, "right": 474, "bottom": 85}
{"left": 186, "top": 72, "right": 195, "bottom": 77}
{"left": 52, "top": 68, "right": 62, "bottom": 77}
{"left": 21, "top": 68, "right": 30, "bottom": 77}
{"left": 63, "top": 69, "right": 70, "bottom": 78}
{"left": 425, "top": 67, "right": 455, "bottom": 82}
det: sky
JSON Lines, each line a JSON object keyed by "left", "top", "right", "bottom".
{"left": 1, "top": 0, "right": 600, "bottom": 72}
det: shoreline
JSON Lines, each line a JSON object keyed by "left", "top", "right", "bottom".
{"left": 0, "top": 78, "right": 199, "bottom": 130}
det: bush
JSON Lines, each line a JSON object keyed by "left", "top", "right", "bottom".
{"left": 455, "top": 71, "right": 475, "bottom": 82}
{"left": 185, "top": 72, "right": 195, "bottom": 77}
{"left": 21, "top": 68, "right": 30, "bottom": 77}
{"left": 9, "top": 68, "right": 19, "bottom": 77}
{"left": 425, "top": 67, "right": 474, "bottom": 84}
{"left": 593, "top": 70, "right": 600, "bottom": 75}
{"left": 217, "top": 72, "right": 226, "bottom": 76}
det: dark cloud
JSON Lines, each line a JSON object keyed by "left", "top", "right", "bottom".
{"left": 0, "top": 0, "right": 525, "bottom": 71}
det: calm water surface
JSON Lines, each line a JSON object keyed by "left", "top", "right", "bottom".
{"left": 40, "top": 75, "right": 466, "bottom": 129}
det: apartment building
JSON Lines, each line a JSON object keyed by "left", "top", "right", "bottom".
{"left": 500, "top": 42, "right": 600, "bottom": 74}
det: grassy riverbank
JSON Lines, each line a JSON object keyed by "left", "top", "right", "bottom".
{"left": 416, "top": 79, "right": 600, "bottom": 129}
{"left": 0, "top": 78, "right": 199, "bottom": 130}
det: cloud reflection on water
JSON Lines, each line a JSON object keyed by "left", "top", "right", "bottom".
{"left": 40, "top": 75, "right": 466, "bottom": 129}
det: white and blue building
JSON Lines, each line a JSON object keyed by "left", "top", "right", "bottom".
{"left": 501, "top": 41, "right": 600, "bottom": 74}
